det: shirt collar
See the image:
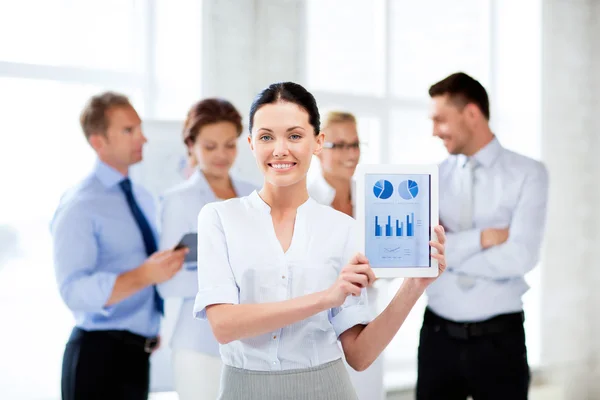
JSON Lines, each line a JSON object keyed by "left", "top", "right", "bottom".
{"left": 188, "top": 169, "right": 209, "bottom": 191}
{"left": 459, "top": 136, "right": 503, "bottom": 168}
{"left": 189, "top": 168, "right": 243, "bottom": 198}
{"left": 247, "top": 190, "right": 314, "bottom": 215}
{"left": 93, "top": 159, "right": 127, "bottom": 188}
{"left": 471, "top": 136, "right": 502, "bottom": 168}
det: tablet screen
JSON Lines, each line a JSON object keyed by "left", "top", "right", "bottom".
{"left": 364, "top": 173, "right": 431, "bottom": 268}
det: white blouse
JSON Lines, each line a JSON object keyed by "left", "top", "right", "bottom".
{"left": 193, "top": 190, "right": 373, "bottom": 371}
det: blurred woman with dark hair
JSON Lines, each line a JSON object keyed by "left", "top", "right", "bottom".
{"left": 157, "top": 98, "right": 257, "bottom": 400}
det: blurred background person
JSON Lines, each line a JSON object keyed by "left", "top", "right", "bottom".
{"left": 157, "top": 98, "right": 258, "bottom": 400}
{"left": 417, "top": 73, "right": 549, "bottom": 400}
{"left": 308, "top": 111, "right": 384, "bottom": 400}
{"left": 308, "top": 111, "right": 359, "bottom": 216}
{"left": 52, "top": 92, "right": 187, "bottom": 400}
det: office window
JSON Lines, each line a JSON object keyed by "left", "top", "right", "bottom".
{"left": 0, "top": 77, "right": 110, "bottom": 399}
{"left": 0, "top": 2, "right": 202, "bottom": 398}
{"left": 389, "top": 0, "right": 491, "bottom": 100}
{"left": 153, "top": 0, "right": 203, "bottom": 119}
{"left": 0, "top": 0, "right": 146, "bottom": 73}
{"left": 356, "top": 116, "right": 382, "bottom": 164}
{"left": 305, "top": 0, "right": 386, "bottom": 96}
{"left": 389, "top": 108, "right": 447, "bottom": 164}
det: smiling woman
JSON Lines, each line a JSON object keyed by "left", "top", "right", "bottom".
{"left": 192, "top": 82, "right": 447, "bottom": 400}
{"left": 247, "top": 82, "right": 323, "bottom": 190}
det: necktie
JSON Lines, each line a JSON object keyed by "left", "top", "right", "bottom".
{"left": 458, "top": 158, "right": 475, "bottom": 230}
{"left": 456, "top": 158, "right": 477, "bottom": 290}
{"left": 119, "top": 178, "right": 164, "bottom": 315}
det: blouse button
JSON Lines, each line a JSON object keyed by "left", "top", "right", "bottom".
{"left": 273, "top": 335, "right": 277, "bottom": 339}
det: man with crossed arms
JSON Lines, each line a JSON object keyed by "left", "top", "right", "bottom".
{"left": 417, "top": 72, "right": 549, "bottom": 400}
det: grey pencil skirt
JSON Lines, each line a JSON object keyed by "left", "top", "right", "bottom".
{"left": 217, "top": 358, "right": 359, "bottom": 400}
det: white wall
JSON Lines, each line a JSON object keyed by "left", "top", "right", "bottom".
{"left": 541, "top": 0, "right": 600, "bottom": 397}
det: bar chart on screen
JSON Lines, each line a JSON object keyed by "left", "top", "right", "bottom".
{"left": 374, "top": 213, "right": 423, "bottom": 237}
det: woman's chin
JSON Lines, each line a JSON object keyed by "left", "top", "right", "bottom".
{"left": 265, "top": 173, "right": 306, "bottom": 189}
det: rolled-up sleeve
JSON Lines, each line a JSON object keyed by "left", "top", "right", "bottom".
{"left": 329, "top": 220, "right": 374, "bottom": 336}
{"left": 51, "top": 204, "right": 118, "bottom": 314}
{"left": 193, "top": 205, "right": 239, "bottom": 320}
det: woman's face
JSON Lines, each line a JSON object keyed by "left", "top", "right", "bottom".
{"left": 248, "top": 101, "right": 323, "bottom": 188}
{"left": 189, "top": 121, "right": 239, "bottom": 179}
{"left": 318, "top": 121, "right": 360, "bottom": 180}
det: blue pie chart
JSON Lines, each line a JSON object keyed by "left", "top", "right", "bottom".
{"left": 398, "top": 180, "right": 419, "bottom": 200}
{"left": 373, "top": 179, "right": 394, "bottom": 199}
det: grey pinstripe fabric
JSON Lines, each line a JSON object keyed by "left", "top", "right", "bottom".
{"left": 217, "top": 358, "right": 359, "bottom": 400}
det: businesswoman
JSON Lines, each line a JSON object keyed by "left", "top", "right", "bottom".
{"left": 193, "top": 82, "right": 447, "bottom": 400}
{"left": 157, "top": 98, "right": 257, "bottom": 400}
{"left": 308, "top": 110, "right": 384, "bottom": 400}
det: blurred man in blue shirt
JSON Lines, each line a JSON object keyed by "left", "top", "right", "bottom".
{"left": 417, "top": 73, "right": 548, "bottom": 400}
{"left": 51, "top": 92, "right": 187, "bottom": 400}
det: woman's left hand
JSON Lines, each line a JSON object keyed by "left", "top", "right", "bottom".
{"left": 406, "top": 225, "right": 447, "bottom": 291}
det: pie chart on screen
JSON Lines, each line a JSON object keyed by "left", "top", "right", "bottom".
{"left": 373, "top": 179, "right": 394, "bottom": 199}
{"left": 398, "top": 180, "right": 419, "bottom": 200}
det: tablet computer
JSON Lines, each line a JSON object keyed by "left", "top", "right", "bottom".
{"left": 174, "top": 232, "right": 198, "bottom": 264}
{"left": 355, "top": 164, "right": 439, "bottom": 278}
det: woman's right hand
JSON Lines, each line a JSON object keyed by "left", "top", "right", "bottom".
{"left": 322, "top": 253, "right": 376, "bottom": 308}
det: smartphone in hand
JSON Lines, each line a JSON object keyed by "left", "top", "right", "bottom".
{"left": 174, "top": 233, "right": 197, "bottom": 263}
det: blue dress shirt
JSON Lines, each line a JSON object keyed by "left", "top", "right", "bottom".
{"left": 51, "top": 160, "right": 160, "bottom": 337}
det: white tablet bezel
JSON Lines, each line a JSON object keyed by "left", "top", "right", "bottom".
{"left": 355, "top": 164, "right": 439, "bottom": 278}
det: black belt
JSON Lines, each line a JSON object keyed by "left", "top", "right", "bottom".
{"left": 71, "top": 327, "right": 159, "bottom": 353}
{"left": 423, "top": 308, "right": 524, "bottom": 340}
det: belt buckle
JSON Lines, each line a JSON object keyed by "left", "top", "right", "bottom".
{"left": 144, "top": 337, "right": 158, "bottom": 353}
{"left": 447, "top": 323, "right": 470, "bottom": 340}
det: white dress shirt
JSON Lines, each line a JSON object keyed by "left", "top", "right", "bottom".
{"left": 193, "top": 191, "right": 373, "bottom": 371}
{"left": 427, "top": 137, "right": 549, "bottom": 322}
{"left": 157, "top": 170, "right": 257, "bottom": 355}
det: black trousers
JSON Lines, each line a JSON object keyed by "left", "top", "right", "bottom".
{"left": 61, "top": 328, "right": 151, "bottom": 400}
{"left": 416, "top": 308, "right": 530, "bottom": 400}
